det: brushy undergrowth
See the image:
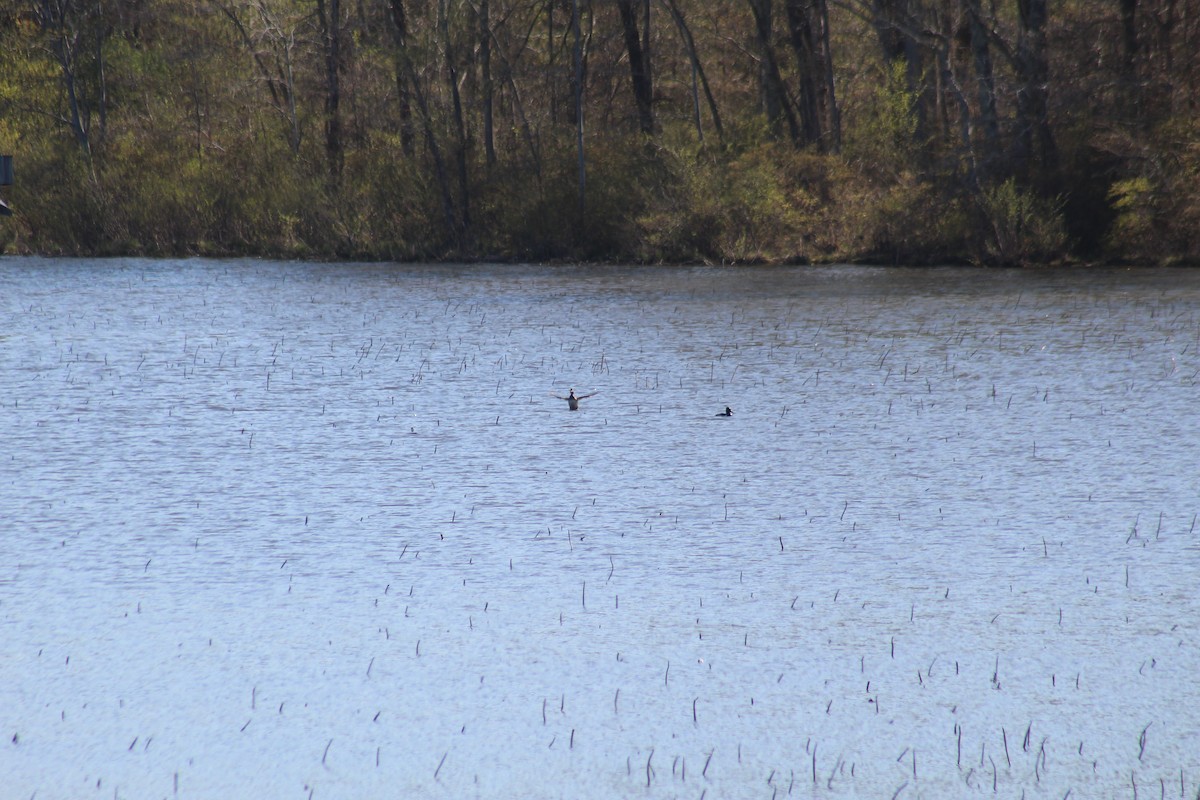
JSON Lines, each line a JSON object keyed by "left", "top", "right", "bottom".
{"left": 4, "top": 118, "right": 1196, "bottom": 265}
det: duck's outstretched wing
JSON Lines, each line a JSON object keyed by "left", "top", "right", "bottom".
{"left": 577, "top": 391, "right": 599, "bottom": 400}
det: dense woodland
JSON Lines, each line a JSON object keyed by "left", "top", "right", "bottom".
{"left": 0, "top": 0, "right": 1197, "bottom": 264}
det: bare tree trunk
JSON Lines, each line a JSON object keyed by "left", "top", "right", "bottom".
{"left": 95, "top": 15, "right": 108, "bottom": 143}
{"left": 214, "top": 1, "right": 302, "bottom": 153}
{"left": 480, "top": 0, "right": 496, "bottom": 165}
{"left": 1119, "top": 0, "right": 1148, "bottom": 120}
{"left": 964, "top": 0, "right": 999, "bottom": 165}
{"left": 547, "top": 0, "right": 558, "bottom": 123}
{"left": 388, "top": 0, "right": 457, "bottom": 238}
{"left": 438, "top": 0, "right": 470, "bottom": 238}
{"left": 933, "top": 39, "right": 980, "bottom": 187}
{"left": 316, "top": 0, "right": 344, "bottom": 182}
{"left": 386, "top": 0, "right": 415, "bottom": 157}
{"left": 816, "top": 0, "right": 840, "bottom": 151}
{"left": 616, "top": 0, "right": 654, "bottom": 133}
{"left": 641, "top": 0, "right": 651, "bottom": 96}
{"left": 659, "top": 0, "right": 723, "bottom": 141}
{"left": 1120, "top": 0, "right": 1138, "bottom": 85}
{"left": 747, "top": 0, "right": 800, "bottom": 143}
{"left": 35, "top": 0, "right": 96, "bottom": 155}
{"left": 572, "top": 0, "right": 586, "bottom": 221}
{"left": 1013, "top": 0, "right": 1056, "bottom": 175}
{"left": 783, "top": 0, "right": 824, "bottom": 147}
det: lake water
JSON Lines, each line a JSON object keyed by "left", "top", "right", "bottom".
{"left": 1, "top": 258, "right": 1197, "bottom": 799}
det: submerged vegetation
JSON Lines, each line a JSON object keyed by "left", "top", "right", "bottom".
{"left": 0, "top": 0, "right": 1197, "bottom": 265}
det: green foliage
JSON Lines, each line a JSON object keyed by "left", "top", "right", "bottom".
{"left": 476, "top": 135, "right": 653, "bottom": 262}
{"left": 634, "top": 141, "right": 727, "bottom": 263}
{"left": 8, "top": 147, "right": 105, "bottom": 255}
{"left": 345, "top": 142, "right": 445, "bottom": 260}
{"left": 1104, "top": 121, "right": 1200, "bottom": 263}
{"left": 479, "top": 139, "right": 590, "bottom": 262}
{"left": 843, "top": 60, "right": 921, "bottom": 181}
{"left": 974, "top": 178, "right": 1068, "bottom": 266}
{"left": 1105, "top": 177, "right": 1157, "bottom": 260}
{"left": 636, "top": 137, "right": 845, "bottom": 264}
{"left": 840, "top": 171, "right": 970, "bottom": 264}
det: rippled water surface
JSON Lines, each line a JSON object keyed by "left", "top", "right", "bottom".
{"left": 2, "top": 258, "right": 1198, "bottom": 799}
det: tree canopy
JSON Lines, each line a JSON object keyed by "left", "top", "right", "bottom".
{"left": 1, "top": 0, "right": 1197, "bottom": 265}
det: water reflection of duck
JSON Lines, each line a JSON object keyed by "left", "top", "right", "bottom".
{"left": 717, "top": 406, "right": 733, "bottom": 417}
{"left": 553, "top": 388, "right": 597, "bottom": 411}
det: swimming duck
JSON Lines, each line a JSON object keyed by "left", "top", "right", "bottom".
{"left": 717, "top": 406, "right": 733, "bottom": 417}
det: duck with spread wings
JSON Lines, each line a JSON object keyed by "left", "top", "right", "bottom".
{"left": 553, "top": 388, "right": 598, "bottom": 411}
